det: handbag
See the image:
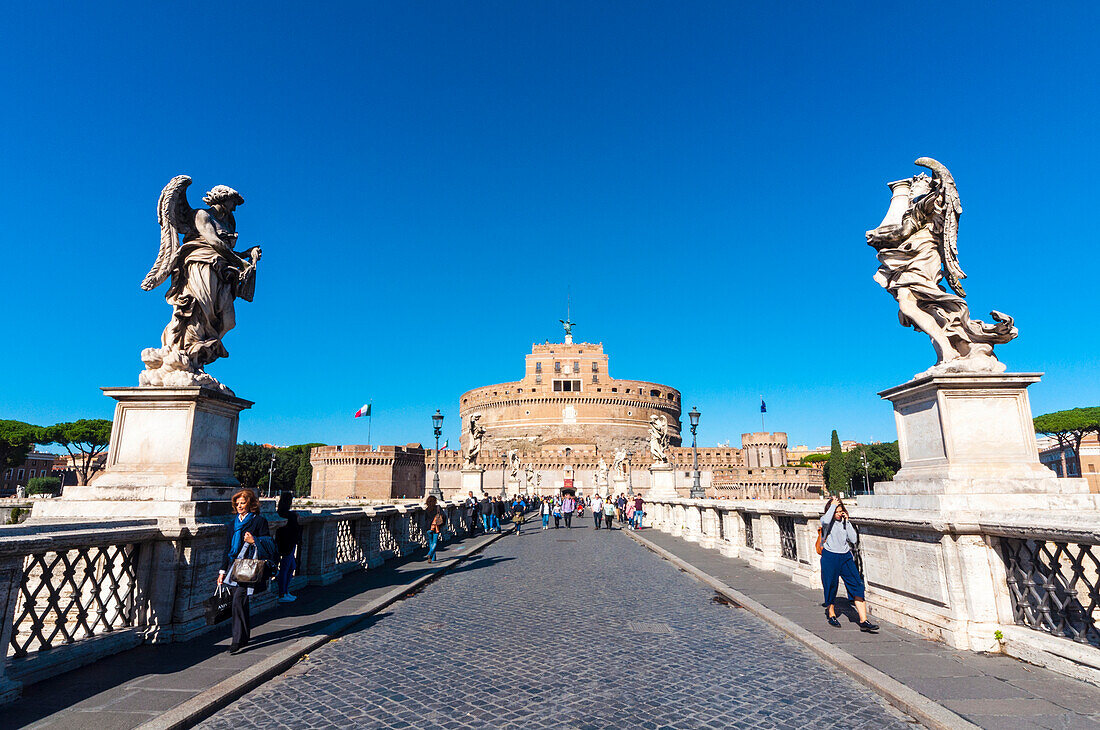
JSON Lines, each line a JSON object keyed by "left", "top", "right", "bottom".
{"left": 229, "top": 541, "right": 268, "bottom": 585}
{"left": 816, "top": 515, "right": 836, "bottom": 556}
{"left": 204, "top": 585, "right": 232, "bottom": 625}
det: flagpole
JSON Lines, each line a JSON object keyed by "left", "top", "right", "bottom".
{"left": 367, "top": 399, "right": 373, "bottom": 448}
{"left": 760, "top": 394, "right": 765, "bottom": 432}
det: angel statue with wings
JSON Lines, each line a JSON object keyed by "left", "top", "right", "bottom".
{"left": 464, "top": 414, "right": 485, "bottom": 468}
{"left": 866, "top": 158, "right": 1016, "bottom": 376}
{"left": 649, "top": 415, "right": 670, "bottom": 464}
{"left": 611, "top": 448, "right": 627, "bottom": 480}
{"left": 138, "top": 175, "right": 261, "bottom": 394}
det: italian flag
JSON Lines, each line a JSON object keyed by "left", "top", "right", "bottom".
{"left": 353, "top": 403, "right": 371, "bottom": 418}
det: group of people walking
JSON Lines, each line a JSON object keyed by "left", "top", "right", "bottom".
{"left": 537, "top": 493, "right": 645, "bottom": 530}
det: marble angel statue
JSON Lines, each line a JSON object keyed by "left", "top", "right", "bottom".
{"left": 597, "top": 458, "right": 609, "bottom": 489}
{"left": 649, "top": 415, "right": 670, "bottom": 464}
{"left": 507, "top": 449, "right": 520, "bottom": 480}
{"left": 611, "top": 448, "right": 628, "bottom": 480}
{"left": 139, "top": 175, "right": 261, "bottom": 394}
{"left": 464, "top": 414, "right": 485, "bottom": 467}
{"left": 866, "top": 158, "right": 1016, "bottom": 376}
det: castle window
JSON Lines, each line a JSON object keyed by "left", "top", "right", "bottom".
{"left": 573, "top": 361, "right": 580, "bottom": 372}
{"left": 535, "top": 374, "right": 542, "bottom": 384}
{"left": 611, "top": 388, "right": 617, "bottom": 392}
{"left": 651, "top": 389, "right": 660, "bottom": 397}
{"left": 668, "top": 393, "right": 675, "bottom": 401}
{"left": 591, "top": 374, "right": 598, "bottom": 383}
{"left": 536, "top": 362, "right": 542, "bottom": 373}
{"left": 591, "top": 362, "right": 598, "bottom": 372}
{"left": 554, "top": 362, "right": 561, "bottom": 373}
{"left": 626, "top": 388, "right": 631, "bottom": 393}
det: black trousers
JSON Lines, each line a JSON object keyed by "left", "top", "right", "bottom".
{"left": 605, "top": 514, "right": 614, "bottom": 529}
{"left": 231, "top": 585, "right": 251, "bottom": 648}
{"left": 564, "top": 513, "right": 572, "bottom": 528}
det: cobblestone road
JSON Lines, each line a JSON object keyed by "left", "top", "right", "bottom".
{"left": 199, "top": 522, "right": 914, "bottom": 729}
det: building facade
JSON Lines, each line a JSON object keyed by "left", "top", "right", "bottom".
{"left": 1038, "top": 433, "right": 1100, "bottom": 493}
{"left": 1, "top": 451, "right": 60, "bottom": 496}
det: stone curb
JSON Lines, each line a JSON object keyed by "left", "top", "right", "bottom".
{"left": 140, "top": 521, "right": 521, "bottom": 730}
{"left": 625, "top": 529, "right": 979, "bottom": 730}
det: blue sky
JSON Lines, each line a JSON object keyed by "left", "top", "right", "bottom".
{"left": 2, "top": 3, "right": 1097, "bottom": 452}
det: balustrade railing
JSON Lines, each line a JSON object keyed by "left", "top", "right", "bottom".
{"left": 0, "top": 498, "right": 476, "bottom": 701}
{"left": 777, "top": 516, "right": 797, "bottom": 562}
{"left": 999, "top": 537, "right": 1100, "bottom": 648}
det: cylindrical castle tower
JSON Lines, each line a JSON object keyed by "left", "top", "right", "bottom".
{"left": 740, "top": 432, "right": 788, "bottom": 468}
{"left": 459, "top": 340, "right": 682, "bottom": 454}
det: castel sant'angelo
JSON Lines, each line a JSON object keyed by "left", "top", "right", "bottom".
{"left": 309, "top": 324, "right": 823, "bottom": 500}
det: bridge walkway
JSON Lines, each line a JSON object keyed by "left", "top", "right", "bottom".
{"left": 197, "top": 522, "right": 913, "bottom": 730}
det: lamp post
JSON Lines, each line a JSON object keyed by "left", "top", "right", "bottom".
{"left": 626, "top": 450, "right": 634, "bottom": 495}
{"left": 431, "top": 410, "right": 444, "bottom": 499}
{"left": 267, "top": 451, "right": 276, "bottom": 498}
{"left": 500, "top": 454, "right": 507, "bottom": 498}
{"left": 564, "top": 447, "right": 572, "bottom": 495}
{"left": 860, "top": 447, "right": 870, "bottom": 495}
{"left": 688, "top": 406, "right": 703, "bottom": 499}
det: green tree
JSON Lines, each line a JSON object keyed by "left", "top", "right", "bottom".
{"left": 234, "top": 442, "right": 268, "bottom": 490}
{"left": 1034, "top": 407, "right": 1100, "bottom": 476}
{"left": 799, "top": 453, "right": 829, "bottom": 466}
{"left": 825, "top": 430, "right": 847, "bottom": 495}
{"left": 27, "top": 476, "right": 61, "bottom": 496}
{"left": 41, "top": 419, "right": 112, "bottom": 486}
{"left": 843, "top": 442, "right": 900, "bottom": 492}
{"left": 0, "top": 420, "right": 42, "bottom": 469}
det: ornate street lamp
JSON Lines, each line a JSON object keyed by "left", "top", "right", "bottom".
{"left": 267, "top": 451, "right": 277, "bottom": 498}
{"left": 430, "top": 410, "right": 444, "bottom": 499}
{"left": 500, "top": 454, "right": 507, "bottom": 498}
{"left": 626, "top": 450, "right": 634, "bottom": 495}
{"left": 689, "top": 406, "right": 704, "bottom": 499}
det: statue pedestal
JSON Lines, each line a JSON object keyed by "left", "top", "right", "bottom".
{"left": 858, "top": 373, "right": 1098, "bottom": 513}
{"left": 34, "top": 386, "right": 252, "bottom": 520}
{"left": 647, "top": 463, "right": 677, "bottom": 499}
{"left": 506, "top": 477, "right": 521, "bottom": 497}
{"left": 611, "top": 476, "right": 628, "bottom": 496}
{"left": 460, "top": 468, "right": 486, "bottom": 498}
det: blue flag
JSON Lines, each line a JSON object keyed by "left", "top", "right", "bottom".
{"left": 760, "top": 398, "right": 767, "bottom": 413}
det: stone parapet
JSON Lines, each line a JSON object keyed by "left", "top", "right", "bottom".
{"left": 0, "top": 498, "right": 475, "bottom": 704}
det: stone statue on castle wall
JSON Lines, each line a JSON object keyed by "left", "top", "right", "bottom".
{"left": 524, "top": 464, "right": 534, "bottom": 485}
{"left": 597, "top": 458, "right": 609, "bottom": 489}
{"left": 866, "top": 157, "right": 1017, "bottom": 377}
{"left": 649, "top": 415, "right": 670, "bottom": 464}
{"left": 464, "top": 414, "right": 485, "bottom": 467}
{"left": 139, "top": 175, "right": 262, "bottom": 395}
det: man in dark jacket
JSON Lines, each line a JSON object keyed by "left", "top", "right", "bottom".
{"left": 479, "top": 495, "right": 493, "bottom": 533}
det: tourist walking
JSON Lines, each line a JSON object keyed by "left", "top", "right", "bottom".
{"left": 632, "top": 495, "right": 645, "bottom": 529}
{"left": 511, "top": 495, "right": 525, "bottom": 533}
{"left": 491, "top": 497, "right": 503, "bottom": 532}
{"left": 217, "top": 489, "right": 275, "bottom": 654}
{"left": 552, "top": 497, "right": 562, "bottom": 528}
{"left": 274, "top": 492, "right": 301, "bottom": 603}
{"left": 424, "top": 495, "right": 445, "bottom": 562}
{"left": 465, "top": 491, "right": 478, "bottom": 532}
{"left": 562, "top": 493, "right": 576, "bottom": 528}
{"left": 592, "top": 494, "right": 604, "bottom": 529}
{"left": 603, "top": 495, "right": 615, "bottom": 530}
{"left": 820, "top": 496, "right": 879, "bottom": 632}
{"left": 616, "top": 494, "right": 627, "bottom": 524}
{"left": 479, "top": 495, "right": 493, "bottom": 533}
{"left": 541, "top": 497, "right": 552, "bottom": 529}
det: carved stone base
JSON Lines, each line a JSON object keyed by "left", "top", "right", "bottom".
{"left": 858, "top": 373, "right": 1100, "bottom": 513}
{"left": 33, "top": 386, "right": 252, "bottom": 519}
{"left": 611, "top": 476, "right": 628, "bottom": 496}
{"left": 647, "top": 463, "right": 676, "bottom": 499}
{"left": 460, "top": 468, "right": 486, "bottom": 499}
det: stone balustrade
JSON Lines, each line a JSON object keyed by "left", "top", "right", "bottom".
{"left": 0, "top": 499, "right": 474, "bottom": 704}
{"left": 643, "top": 497, "right": 1100, "bottom": 686}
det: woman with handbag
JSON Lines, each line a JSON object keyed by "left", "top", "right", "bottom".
{"left": 425, "top": 495, "right": 445, "bottom": 562}
{"left": 217, "top": 489, "right": 271, "bottom": 654}
{"left": 819, "top": 496, "right": 878, "bottom": 632}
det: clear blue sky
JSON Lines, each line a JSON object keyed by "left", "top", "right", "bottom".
{"left": 2, "top": 3, "right": 1097, "bottom": 452}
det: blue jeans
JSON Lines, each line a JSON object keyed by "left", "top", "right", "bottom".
{"left": 278, "top": 554, "right": 296, "bottom": 597}
{"left": 481, "top": 515, "right": 491, "bottom": 532}
{"left": 542, "top": 514, "right": 550, "bottom": 527}
{"left": 490, "top": 514, "right": 500, "bottom": 531}
{"left": 632, "top": 512, "right": 643, "bottom": 529}
{"left": 821, "top": 549, "right": 865, "bottom": 606}
{"left": 427, "top": 531, "right": 440, "bottom": 561}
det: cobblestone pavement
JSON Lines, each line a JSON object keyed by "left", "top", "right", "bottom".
{"left": 199, "top": 523, "right": 915, "bottom": 729}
